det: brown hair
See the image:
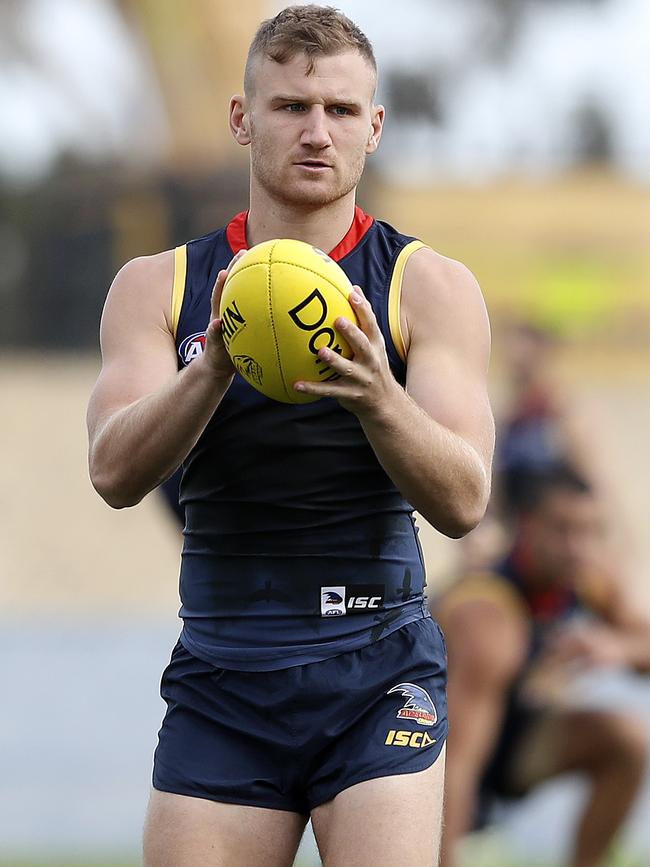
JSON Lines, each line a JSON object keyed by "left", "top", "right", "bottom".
{"left": 244, "top": 5, "right": 377, "bottom": 94}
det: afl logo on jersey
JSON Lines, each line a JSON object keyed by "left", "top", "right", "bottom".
{"left": 179, "top": 331, "right": 206, "bottom": 365}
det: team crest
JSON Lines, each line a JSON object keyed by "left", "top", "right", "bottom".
{"left": 179, "top": 331, "right": 206, "bottom": 365}
{"left": 233, "top": 355, "right": 263, "bottom": 386}
{"left": 387, "top": 682, "right": 437, "bottom": 727}
{"left": 321, "top": 586, "right": 346, "bottom": 617}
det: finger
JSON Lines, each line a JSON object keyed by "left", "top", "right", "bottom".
{"left": 211, "top": 251, "right": 248, "bottom": 318}
{"left": 348, "top": 286, "right": 383, "bottom": 343}
{"left": 293, "top": 378, "right": 341, "bottom": 398}
{"left": 227, "top": 249, "right": 248, "bottom": 273}
{"left": 335, "top": 315, "right": 373, "bottom": 359}
{"left": 210, "top": 269, "right": 229, "bottom": 319}
{"left": 317, "top": 346, "right": 356, "bottom": 377}
{"left": 206, "top": 316, "right": 225, "bottom": 340}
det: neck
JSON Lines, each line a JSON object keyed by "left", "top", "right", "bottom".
{"left": 246, "top": 184, "right": 357, "bottom": 253}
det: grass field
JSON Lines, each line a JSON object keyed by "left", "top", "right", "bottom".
{"left": 1, "top": 854, "right": 647, "bottom": 867}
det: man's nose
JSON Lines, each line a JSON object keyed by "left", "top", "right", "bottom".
{"left": 300, "top": 107, "right": 332, "bottom": 149}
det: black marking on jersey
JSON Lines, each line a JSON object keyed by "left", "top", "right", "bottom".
{"left": 398, "top": 568, "right": 412, "bottom": 602}
{"left": 370, "top": 608, "right": 402, "bottom": 642}
{"left": 246, "top": 581, "right": 292, "bottom": 605}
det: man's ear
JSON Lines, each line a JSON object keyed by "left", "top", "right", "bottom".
{"left": 229, "top": 95, "right": 251, "bottom": 146}
{"left": 365, "top": 104, "right": 385, "bottom": 155}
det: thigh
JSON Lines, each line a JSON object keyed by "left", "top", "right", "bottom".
{"left": 548, "top": 709, "right": 647, "bottom": 775}
{"left": 506, "top": 708, "right": 646, "bottom": 794}
{"left": 143, "top": 789, "right": 307, "bottom": 867}
{"left": 311, "top": 746, "right": 446, "bottom": 867}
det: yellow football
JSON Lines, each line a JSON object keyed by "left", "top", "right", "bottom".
{"left": 219, "top": 238, "right": 358, "bottom": 404}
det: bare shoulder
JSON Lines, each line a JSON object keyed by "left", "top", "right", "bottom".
{"left": 88, "top": 249, "right": 179, "bottom": 436}
{"left": 400, "top": 245, "right": 489, "bottom": 356}
{"left": 102, "top": 249, "right": 176, "bottom": 336}
{"left": 440, "top": 591, "right": 529, "bottom": 681}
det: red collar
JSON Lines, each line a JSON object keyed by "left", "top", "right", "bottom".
{"left": 225, "top": 205, "right": 374, "bottom": 262}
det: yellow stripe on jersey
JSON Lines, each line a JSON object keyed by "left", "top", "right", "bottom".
{"left": 434, "top": 572, "right": 528, "bottom": 624}
{"left": 171, "top": 244, "right": 188, "bottom": 338}
{"left": 387, "top": 240, "right": 426, "bottom": 362}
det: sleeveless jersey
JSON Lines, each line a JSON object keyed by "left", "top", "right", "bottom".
{"left": 171, "top": 206, "right": 429, "bottom": 671}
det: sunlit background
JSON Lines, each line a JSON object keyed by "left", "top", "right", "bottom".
{"left": 1, "top": 1, "right": 649, "bottom": 865}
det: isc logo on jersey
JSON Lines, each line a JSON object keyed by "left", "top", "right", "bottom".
{"left": 320, "top": 585, "right": 384, "bottom": 617}
{"left": 179, "top": 332, "right": 206, "bottom": 365}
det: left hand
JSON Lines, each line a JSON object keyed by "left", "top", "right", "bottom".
{"left": 293, "top": 285, "right": 398, "bottom": 415}
{"left": 544, "top": 622, "right": 628, "bottom": 670}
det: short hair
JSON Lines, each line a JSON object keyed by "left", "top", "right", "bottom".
{"left": 244, "top": 5, "right": 377, "bottom": 94}
{"left": 519, "top": 462, "right": 593, "bottom": 514}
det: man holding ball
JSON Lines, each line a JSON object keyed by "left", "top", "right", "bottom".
{"left": 87, "top": 6, "right": 494, "bottom": 866}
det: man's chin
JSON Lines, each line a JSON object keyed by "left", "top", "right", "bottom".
{"left": 275, "top": 181, "right": 344, "bottom": 208}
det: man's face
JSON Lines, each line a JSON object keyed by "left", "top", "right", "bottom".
{"left": 526, "top": 489, "right": 606, "bottom": 586}
{"left": 242, "top": 51, "right": 382, "bottom": 207}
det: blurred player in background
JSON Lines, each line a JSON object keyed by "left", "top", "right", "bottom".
{"left": 436, "top": 464, "right": 650, "bottom": 867}
{"left": 496, "top": 322, "right": 596, "bottom": 517}
{"left": 87, "top": 6, "right": 494, "bottom": 866}
{"left": 459, "top": 320, "right": 621, "bottom": 575}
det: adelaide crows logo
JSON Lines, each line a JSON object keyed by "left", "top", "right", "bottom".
{"left": 387, "top": 683, "right": 437, "bottom": 727}
{"left": 178, "top": 331, "right": 206, "bottom": 365}
{"left": 324, "top": 591, "right": 343, "bottom": 604}
{"left": 320, "top": 586, "right": 346, "bottom": 617}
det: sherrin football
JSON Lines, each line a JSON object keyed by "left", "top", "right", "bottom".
{"left": 219, "top": 239, "right": 358, "bottom": 404}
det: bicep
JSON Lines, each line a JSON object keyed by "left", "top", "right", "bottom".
{"left": 87, "top": 252, "right": 178, "bottom": 441}
{"left": 402, "top": 249, "right": 495, "bottom": 472}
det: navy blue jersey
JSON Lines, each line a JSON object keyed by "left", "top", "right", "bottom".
{"left": 171, "top": 206, "right": 429, "bottom": 671}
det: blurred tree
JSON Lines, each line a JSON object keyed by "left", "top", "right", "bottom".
{"left": 572, "top": 100, "right": 613, "bottom": 163}
{"left": 116, "top": 0, "right": 265, "bottom": 171}
{"left": 386, "top": 69, "right": 443, "bottom": 123}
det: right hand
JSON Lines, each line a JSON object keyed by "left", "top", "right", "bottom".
{"left": 204, "top": 251, "right": 246, "bottom": 379}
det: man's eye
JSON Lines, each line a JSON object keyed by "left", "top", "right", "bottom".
{"left": 285, "top": 103, "right": 305, "bottom": 112}
{"left": 331, "top": 106, "right": 350, "bottom": 116}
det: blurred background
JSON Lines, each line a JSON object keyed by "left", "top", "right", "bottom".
{"left": 1, "top": 0, "right": 648, "bottom": 865}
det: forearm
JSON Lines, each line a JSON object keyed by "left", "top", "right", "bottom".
{"left": 89, "top": 356, "right": 232, "bottom": 508}
{"left": 358, "top": 381, "right": 490, "bottom": 537}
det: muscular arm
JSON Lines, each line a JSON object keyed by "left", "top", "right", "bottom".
{"left": 87, "top": 253, "right": 234, "bottom": 509}
{"left": 296, "top": 248, "right": 494, "bottom": 537}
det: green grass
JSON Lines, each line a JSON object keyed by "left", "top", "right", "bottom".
{"left": 457, "top": 830, "right": 648, "bottom": 867}
{"left": 1, "top": 849, "right": 646, "bottom": 867}
{"left": 0, "top": 862, "right": 140, "bottom": 867}
{"left": 0, "top": 860, "right": 318, "bottom": 867}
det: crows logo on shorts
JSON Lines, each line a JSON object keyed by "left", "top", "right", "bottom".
{"left": 387, "top": 682, "right": 438, "bottom": 727}
{"left": 179, "top": 331, "right": 206, "bottom": 366}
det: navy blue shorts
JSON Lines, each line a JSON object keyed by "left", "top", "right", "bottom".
{"left": 152, "top": 616, "right": 448, "bottom": 815}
